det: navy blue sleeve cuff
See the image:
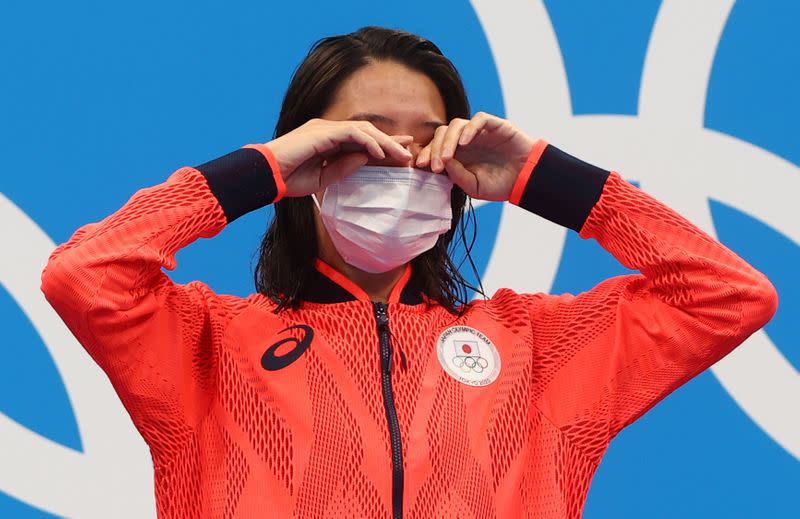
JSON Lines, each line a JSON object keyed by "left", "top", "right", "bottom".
{"left": 194, "top": 147, "right": 281, "bottom": 223}
{"left": 514, "top": 144, "right": 610, "bottom": 232}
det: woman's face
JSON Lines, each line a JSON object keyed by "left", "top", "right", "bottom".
{"left": 320, "top": 60, "right": 448, "bottom": 169}
{"left": 313, "top": 60, "right": 449, "bottom": 269}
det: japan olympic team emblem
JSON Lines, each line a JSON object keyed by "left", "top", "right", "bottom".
{"left": 437, "top": 326, "right": 501, "bottom": 386}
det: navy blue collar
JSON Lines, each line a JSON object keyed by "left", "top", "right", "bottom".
{"left": 301, "top": 260, "right": 424, "bottom": 305}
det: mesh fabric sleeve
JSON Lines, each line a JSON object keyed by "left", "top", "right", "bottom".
{"left": 39, "top": 144, "right": 284, "bottom": 448}
{"left": 509, "top": 141, "right": 779, "bottom": 462}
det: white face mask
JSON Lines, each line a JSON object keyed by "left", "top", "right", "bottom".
{"left": 312, "top": 165, "right": 453, "bottom": 274}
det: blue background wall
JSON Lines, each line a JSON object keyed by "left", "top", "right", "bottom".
{"left": 1, "top": 1, "right": 797, "bottom": 516}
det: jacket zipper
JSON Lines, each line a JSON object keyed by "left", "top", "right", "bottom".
{"left": 373, "top": 301, "right": 404, "bottom": 519}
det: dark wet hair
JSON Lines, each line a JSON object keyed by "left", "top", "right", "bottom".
{"left": 254, "top": 26, "right": 484, "bottom": 313}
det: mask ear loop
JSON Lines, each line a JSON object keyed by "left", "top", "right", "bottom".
{"left": 311, "top": 193, "right": 322, "bottom": 212}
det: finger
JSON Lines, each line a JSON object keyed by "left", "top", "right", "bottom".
{"left": 329, "top": 136, "right": 411, "bottom": 157}
{"left": 459, "top": 112, "right": 505, "bottom": 146}
{"left": 391, "top": 135, "right": 415, "bottom": 161}
{"left": 441, "top": 119, "right": 469, "bottom": 162}
{"left": 416, "top": 143, "right": 432, "bottom": 168}
{"left": 443, "top": 158, "right": 478, "bottom": 196}
{"left": 429, "top": 125, "right": 449, "bottom": 173}
{"left": 391, "top": 134, "right": 415, "bottom": 146}
{"left": 341, "top": 127, "right": 385, "bottom": 159}
{"left": 319, "top": 152, "right": 369, "bottom": 188}
{"left": 358, "top": 123, "right": 413, "bottom": 160}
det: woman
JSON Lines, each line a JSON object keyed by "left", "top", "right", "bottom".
{"left": 41, "top": 26, "right": 777, "bottom": 518}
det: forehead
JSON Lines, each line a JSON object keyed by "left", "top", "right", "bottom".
{"left": 322, "top": 61, "right": 447, "bottom": 127}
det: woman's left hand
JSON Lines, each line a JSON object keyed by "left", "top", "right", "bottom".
{"left": 416, "top": 112, "right": 536, "bottom": 201}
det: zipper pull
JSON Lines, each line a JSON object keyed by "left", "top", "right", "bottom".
{"left": 374, "top": 302, "right": 392, "bottom": 373}
{"left": 374, "top": 302, "right": 389, "bottom": 329}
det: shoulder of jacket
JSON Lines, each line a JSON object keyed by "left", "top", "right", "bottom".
{"left": 487, "top": 287, "right": 550, "bottom": 303}
{"left": 182, "top": 280, "right": 276, "bottom": 322}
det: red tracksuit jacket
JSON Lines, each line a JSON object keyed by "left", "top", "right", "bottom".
{"left": 40, "top": 140, "right": 778, "bottom": 518}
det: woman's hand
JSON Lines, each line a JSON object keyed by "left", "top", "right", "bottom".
{"left": 416, "top": 112, "right": 536, "bottom": 201}
{"left": 264, "top": 119, "right": 414, "bottom": 197}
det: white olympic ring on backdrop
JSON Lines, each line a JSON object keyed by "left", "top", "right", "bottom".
{"left": 472, "top": 0, "right": 800, "bottom": 460}
{"left": 0, "top": 194, "right": 155, "bottom": 517}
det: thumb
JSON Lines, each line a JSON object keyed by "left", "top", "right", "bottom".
{"left": 443, "top": 158, "right": 478, "bottom": 197}
{"left": 319, "top": 152, "right": 369, "bottom": 188}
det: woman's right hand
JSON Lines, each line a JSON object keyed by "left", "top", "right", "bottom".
{"left": 263, "top": 119, "right": 414, "bottom": 197}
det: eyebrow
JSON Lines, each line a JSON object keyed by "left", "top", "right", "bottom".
{"left": 347, "top": 112, "right": 445, "bottom": 129}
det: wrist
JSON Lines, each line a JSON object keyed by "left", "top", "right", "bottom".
{"left": 508, "top": 139, "right": 549, "bottom": 204}
{"left": 508, "top": 141, "right": 610, "bottom": 232}
{"left": 243, "top": 143, "right": 287, "bottom": 201}
{"left": 194, "top": 144, "right": 286, "bottom": 223}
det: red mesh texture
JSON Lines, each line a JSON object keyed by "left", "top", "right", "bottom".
{"left": 40, "top": 167, "right": 777, "bottom": 518}
{"left": 518, "top": 172, "right": 777, "bottom": 461}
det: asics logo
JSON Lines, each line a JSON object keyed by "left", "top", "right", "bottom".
{"left": 261, "top": 324, "right": 315, "bottom": 371}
